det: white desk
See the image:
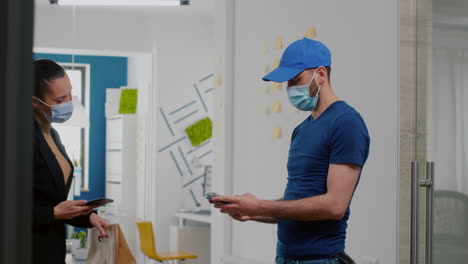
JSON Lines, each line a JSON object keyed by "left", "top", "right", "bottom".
{"left": 65, "top": 253, "right": 86, "bottom": 264}
{"left": 175, "top": 211, "right": 212, "bottom": 227}
{"left": 172, "top": 211, "right": 212, "bottom": 264}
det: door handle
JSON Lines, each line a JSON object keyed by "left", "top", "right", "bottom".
{"left": 410, "top": 161, "right": 434, "bottom": 264}
{"left": 422, "top": 162, "right": 434, "bottom": 264}
{"left": 411, "top": 161, "right": 419, "bottom": 264}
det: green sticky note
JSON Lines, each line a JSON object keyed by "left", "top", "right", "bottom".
{"left": 118, "top": 89, "right": 138, "bottom": 114}
{"left": 185, "top": 118, "right": 213, "bottom": 147}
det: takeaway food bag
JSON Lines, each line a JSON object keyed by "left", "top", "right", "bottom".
{"left": 87, "top": 224, "right": 136, "bottom": 264}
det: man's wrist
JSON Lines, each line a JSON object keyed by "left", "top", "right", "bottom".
{"left": 258, "top": 199, "right": 272, "bottom": 218}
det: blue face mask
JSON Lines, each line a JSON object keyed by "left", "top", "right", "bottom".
{"left": 34, "top": 97, "right": 74, "bottom": 123}
{"left": 287, "top": 72, "right": 321, "bottom": 111}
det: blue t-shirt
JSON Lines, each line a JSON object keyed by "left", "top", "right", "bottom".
{"left": 277, "top": 101, "right": 370, "bottom": 259}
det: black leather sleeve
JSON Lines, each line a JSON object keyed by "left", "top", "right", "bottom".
{"left": 33, "top": 204, "right": 55, "bottom": 231}
{"left": 64, "top": 212, "right": 95, "bottom": 228}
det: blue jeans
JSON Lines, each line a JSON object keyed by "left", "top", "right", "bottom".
{"left": 275, "top": 256, "right": 339, "bottom": 264}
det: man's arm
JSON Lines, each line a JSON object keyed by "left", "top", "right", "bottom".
{"left": 218, "top": 198, "right": 283, "bottom": 224}
{"left": 213, "top": 163, "right": 360, "bottom": 221}
{"left": 261, "top": 163, "right": 360, "bottom": 220}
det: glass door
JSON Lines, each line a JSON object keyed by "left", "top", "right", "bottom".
{"left": 412, "top": 0, "right": 468, "bottom": 263}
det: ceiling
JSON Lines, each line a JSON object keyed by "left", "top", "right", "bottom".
{"left": 34, "top": 0, "right": 214, "bottom": 17}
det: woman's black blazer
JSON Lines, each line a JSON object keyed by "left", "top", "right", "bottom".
{"left": 33, "top": 120, "right": 93, "bottom": 264}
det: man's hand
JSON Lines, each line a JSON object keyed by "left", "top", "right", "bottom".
{"left": 212, "top": 193, "right": 264, "bottom": 217}
{"left": 89, "top": 213, "right": 110, "bottom": 238}
{"left": 229, "top": 214, "right": 278, "bottom": 224}
{"left": 229, "top": 213, "right": 251, "bottom": 222}
{"left": 53, "top": 200, "right": 97, "bottom": 220}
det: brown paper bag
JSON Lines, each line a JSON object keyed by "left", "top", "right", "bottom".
{"left": 87, "top": 224, "right": 136, "bottom": 264}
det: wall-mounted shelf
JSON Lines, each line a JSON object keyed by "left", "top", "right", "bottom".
{"left": 105, "top": 113, "right": 137, "bottom": 253}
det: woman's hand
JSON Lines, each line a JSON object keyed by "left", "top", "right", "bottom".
{"left": 53, "top": 200, "right": 96, "bottom": 219}
{"left": 89, "top": 213, "right": 110, "bottom": 238}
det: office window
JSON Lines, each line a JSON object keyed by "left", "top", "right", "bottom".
{"left": 53, "top": 64, "right": 90, "bottom": 192}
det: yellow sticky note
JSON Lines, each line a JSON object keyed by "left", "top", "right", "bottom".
{"left": 271, "top": 82, "right": 283, "bottom": 91}
{"left": 273, "top": 58, "right": 280, "bottom": 69}
{"left": 304, "top": 26, "right": 317, "bottom": 39}
{"left": 214, "top": 75, "right": 222, "bottom": 86}
{"left": 272, "top": 126, "right": 282, "bottom": 139}
{"left": 185, "top": 118, "right": 213, "bottom": 147}
{"left": 118, "top": 89, "right": 138, "bottom": 114}
{"left": 264, "top": 64, "right": 270, "bottom": 74}
{"left": 275, "top": 36, "right": 284, "bottom": 50}
{"left": 271, "top": 100, "right": 282, "bottom": 113}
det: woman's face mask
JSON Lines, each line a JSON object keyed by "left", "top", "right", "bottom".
{"left": 286, "top": 71, "right": 321, "bottom": 112}
{"left": 33, "top": 96, "right": 74, "bottom": 123}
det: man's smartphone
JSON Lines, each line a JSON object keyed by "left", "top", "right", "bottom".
{"left": 85, "top": 198, "right": 114, "bottom": 207}
{"left": 206, "top": 192, "right": 231, "bottom": 204}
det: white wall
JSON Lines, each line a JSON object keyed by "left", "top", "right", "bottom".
{"left": 151, "top": 15, "right": 214, "bottom": 252}
{"left": 213, "top": 1, "right": 399, "bottom": 263}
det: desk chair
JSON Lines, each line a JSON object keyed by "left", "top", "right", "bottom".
{"left": 433, "top": 190, "right": 468, "bottom": 263}
{"left": 136, "top": 221, "right": 197, "bottom": 264}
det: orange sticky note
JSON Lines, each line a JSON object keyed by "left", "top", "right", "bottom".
{"left": 271, "top": 100, "right": 282, "bottom": 113}
{"left": 275, "top": 36, "right": 284, "bottom": 50}
{"left": 271, "top": 82, "right": 282, "bottom": 91}
{"left": 304, "top": 26, "right": 317, "bottom": 39}
{"left": 214, "top": 75, "right": 222, "bottom": 86}
{"left": 272, "top": 126, "right": 282, "bottom": 139}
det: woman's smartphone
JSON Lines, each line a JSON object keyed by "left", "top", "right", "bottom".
{"left": 84, "top": 198, "right": 114, "bottom": 207}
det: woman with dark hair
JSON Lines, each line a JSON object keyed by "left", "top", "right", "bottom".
{"left": 32, "top": 59, "right": 109, "bottom": 263}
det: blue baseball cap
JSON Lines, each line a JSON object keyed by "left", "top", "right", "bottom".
{"left": 263, "top": 38, "right": 332, "bottom": 82}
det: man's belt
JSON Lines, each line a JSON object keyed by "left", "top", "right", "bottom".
{"left": 336, "top": 252, "right": 356, "bottom": 264}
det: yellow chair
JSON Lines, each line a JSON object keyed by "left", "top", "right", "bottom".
{"left": 136, "top": 221, "right": 198, "bottom": 264}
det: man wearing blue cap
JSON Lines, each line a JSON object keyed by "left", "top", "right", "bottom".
{"left": 212, "top": 38, "right": 370, "bottom": 264}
